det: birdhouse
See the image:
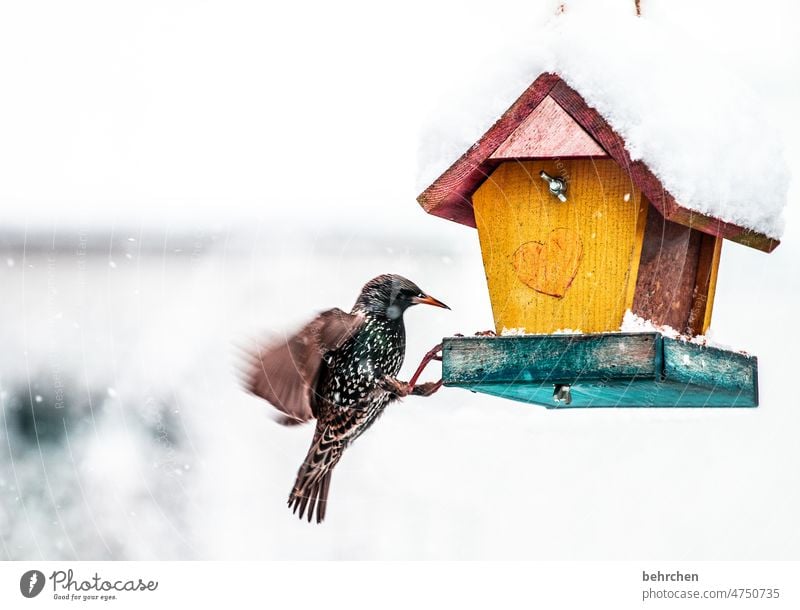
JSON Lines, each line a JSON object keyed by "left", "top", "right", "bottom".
{"left": 418, "top": 73, "right": 781, "bottom": 408}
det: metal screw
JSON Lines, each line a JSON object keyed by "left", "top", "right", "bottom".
{"left": 540, "top": 170, "right": 568, "bottom": 202}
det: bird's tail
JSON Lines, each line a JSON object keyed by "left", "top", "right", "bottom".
{"left": 288, "top": 428, "right": 343, "bottom": 523}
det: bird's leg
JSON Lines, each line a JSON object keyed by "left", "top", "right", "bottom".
{"left": 407, "top": 342, "right": 443, "bottom": 396}
{"left": 379, "top": 343, "right": 444, "bottom": 399}
{"left": 410, "top": 379, "right": 442, "bottom": 396}
{"left": 379, "top": 375, "right": 442, "bottom": 399}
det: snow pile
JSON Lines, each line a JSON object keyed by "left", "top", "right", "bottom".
{"left": 620, "top": 309, "right": 682, "bottom": 339}
{"left": 500, "top": 327, "right": 527, "bottom": 336}
{"left": 539, "top": 10, "right": 788, "bottom": 238}
{"left": 420, "top": 5, "right": 789, "bottom": 238}
{"left": 551, "top": 328, "right": 584, "bottom": 335}
{"left": 620, "top": 309, "right": 749, "bottom": 354}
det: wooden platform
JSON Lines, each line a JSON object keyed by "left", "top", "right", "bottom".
{"left": 442, "top": 333, "right": 758, "bottom": 408}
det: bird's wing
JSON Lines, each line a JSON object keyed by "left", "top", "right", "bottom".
{"left": 243, "top": 308, "right": 364, "bottom": 425}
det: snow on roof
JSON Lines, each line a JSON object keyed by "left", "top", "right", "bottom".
{"left": 419, "top": 9, "right": 789, "bottom": 239}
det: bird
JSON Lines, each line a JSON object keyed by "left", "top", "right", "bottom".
{"left": 242, "top": 274, "right": 449, "bottom": 523}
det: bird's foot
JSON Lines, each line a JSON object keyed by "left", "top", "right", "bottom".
{"left": 408, "top": 343, "right": 443, "bottom": 387}
{"left": 474, "top": 329, "right": 497, "bottom": 337}
{"left": 380, "top": 343, "right": 445, "bottom": 400}
{"left": 410, "top": 380, "right": 443, "bottom": 396}
{"left": 380, "top": 375, "right": 411, "bottom": 397}
{"left": 380, "top": 376, "right": 443, "bottom": 398}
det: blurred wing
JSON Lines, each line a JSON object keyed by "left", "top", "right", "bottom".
{"left": 243, "top": 308, "right": 363, "bottom": 425}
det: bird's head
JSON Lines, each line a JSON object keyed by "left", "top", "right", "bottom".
{"left": 354, "top": 274, "right": 449, "bottom": 320}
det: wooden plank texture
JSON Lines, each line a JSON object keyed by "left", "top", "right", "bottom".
{"left": 464, "top": 380, "right": 756, "bottom": 408}
{"left": 416, "top": 72, "right": 779, "bottom": 253}
{"left": 662, "top": 338, "right": 757, "bottom": 398}
{"left": 687, "top": 234, "right": 722, "bottom": 335}
{"left": 473, "top": 159, "right": 644, "bottom": 334}
{"left": 625, "top": 200, "right": 649, "bottom": 309}
{"left": 416, "top": 73, "right": 561, "bottom": 228}
{"left": 702, "top": 238, "right": 722, "bottom": 332}
{"left": 489, "top": 95, "right": 608, "bottom": 159}
{"left": 443, "top": 333, "right": 660, "bottom": 385}
{"left": 546, "top": 80, "right": 779, "bottom": 253}
{"left": 511, "top": 227, "right": 584, "bottom": 298}
{"left": 631, "top": 200, "right": 704, "bottom": 333}
{"left": 442, "top": 333, "right": 758, "bottom": 408}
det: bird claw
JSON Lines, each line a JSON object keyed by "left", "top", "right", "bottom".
{"left": 380, "top": 375, "right": 411, "bottom": 397}
{"left": 410, "top": 380, "right": 443, "bottom": 397}
{"left": 474, "top": 329, "right": 497, "bottom": 337}
{"left": 380, "top": 343, "right": 446, "bottom": 401}
{"left": 380, "top": 376, "right": 443, "bottom": 398}
{"left": 408, "top": 343, "right": 443, "bottom": 386}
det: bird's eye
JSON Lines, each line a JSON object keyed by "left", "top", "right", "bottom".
{"left": 417, "top": 293, "right": 425, "bottom": 298}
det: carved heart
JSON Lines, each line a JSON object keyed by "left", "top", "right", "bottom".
{"left": 512, "top": 227, "right": 583, "bottom": 298}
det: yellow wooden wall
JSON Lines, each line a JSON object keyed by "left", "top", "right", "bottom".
{"left": 472, "top": 159, "right": 647, "bottom": 335}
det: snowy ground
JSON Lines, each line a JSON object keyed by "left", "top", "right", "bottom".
{"left": 1, "top": 220, "right": 799, "bottom": 560}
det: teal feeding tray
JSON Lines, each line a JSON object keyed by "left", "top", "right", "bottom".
{"left": 442, "top": 332, "right": 757, "bottom": 408}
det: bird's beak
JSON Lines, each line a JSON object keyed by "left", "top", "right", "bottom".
{"left": 412, "top": 293, "right": 450, "bottom": 310}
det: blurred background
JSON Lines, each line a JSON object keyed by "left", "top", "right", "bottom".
{"left": 1, "top": 0, "right": 799, "bottom": 559}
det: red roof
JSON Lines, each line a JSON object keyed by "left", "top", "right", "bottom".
{"left": 417, "top": 72, "right": 778, "bottom": 253}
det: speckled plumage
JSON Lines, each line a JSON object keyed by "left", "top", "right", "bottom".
{"left": 319, "top": 313, "right": 403, "bottom": 419}
{"left": 244, "top": 274, "right": 448, "bottom": 523}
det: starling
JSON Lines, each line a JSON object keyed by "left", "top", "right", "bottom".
{"left": 243, "top": 274, "right": 449, "bottom": 523}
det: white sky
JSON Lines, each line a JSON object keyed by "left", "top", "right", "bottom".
{"left": 0, "top": 0, "right": 798, "bottom": 234}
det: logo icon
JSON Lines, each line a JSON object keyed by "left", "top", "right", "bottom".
{"left": 20, "top": 570, "right": 45, "bottom": 598}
